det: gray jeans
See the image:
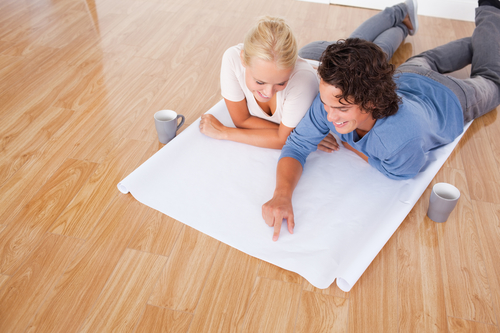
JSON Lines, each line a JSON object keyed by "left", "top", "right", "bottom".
{"left": 298, "top": 3, "right": 409, "bottom": 61}
{"left": 398, "top": 6, "right": 500, "bottom": 122}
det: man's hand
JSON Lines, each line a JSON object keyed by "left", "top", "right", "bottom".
{"left": 262, "top": 194, "right": 295, "bottom": 241}
{"left": 199, "top": 114, "right": 227, "bottom": 140}
{"left": 317, "top": 133, "right": 339, "bottom": 152}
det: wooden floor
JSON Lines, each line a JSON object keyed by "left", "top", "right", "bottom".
{"left": 1, "top": 0, "right": 499, "bottom": 332}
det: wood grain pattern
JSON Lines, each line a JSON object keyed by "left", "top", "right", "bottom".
{"left": 258, "top": 261, "right": 303, "bottom": 285}
{"left": 348, "top": 233, "right": 398, "bottom": 333}
{"left": 460, "top": 119, "right": 500, "bottom": 204}
{"left": 128, "top": 210, "right": 184, "bottom": 256}
{"left": 148, "top": 226, "right": 220, "bottom": 312}
{"left": 0, "top": 233, "right": 84, "bottom": 333}
{"left": 0, "top": 159, "right": 97, "bottom": 275}
{"left": 0, "top": 105, "right": 102, "bottom": 223}
{"left": 0, "top": 274, "right": 9, "bottom": 291}
{"left": 447, "top": 317, "right": 498, "bottom": 333}
{"left": 1, "top": 0, "right": 498, "bottom": 332}
{"left": 397, "top": 189, "right": 447, "bottom": 333}
{"left": 0, "top": 107, "right": 74, "bottom": 185}
{"left": 188, "top": 244, "right": 260, "bottom": 333}
{"left": 302, "top": 279, "right": 349, "bottom": 299}
{"left": 472, "top": 200, "right": 500, "bottom": 327}
{"left": 79, "top": 249, "right": 168, "bottom": 333}
{"left": 26, "top": 195, "right": 149, "bottom": 333}
{"left": 68, "top": 76, "right": 165, "bottom": 163}
{"left": 135, "top": 305, "right": 193, "bottom": 333}
{"left": 48, "top": 138, "right": 150, "bottom": 238}
{"left": 434, "top": 168, "right": 496, "bottom": 324}
{"left": 483, "top": 109, "right": 500, "bottom": 169}
{"left": 295, "top": 291, "right": 348, "bottom": 333}
{"left": 241, "top": 278, "right": 302, "bottom": 333}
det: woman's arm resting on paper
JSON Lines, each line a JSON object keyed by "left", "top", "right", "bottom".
{"left": 342, "top": 141, "right": 369, "bottom": 162}
{"left": 262, "top": 157, "right": 303, "bottom": 241}
{"left": 200, "top": 106, "right": 294, "bottom": 149}
{"left": 199, "top": 98, "right": 290, "bottom": 148}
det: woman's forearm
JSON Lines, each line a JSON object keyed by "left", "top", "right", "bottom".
{"left": 222, "top": 127, "right": 287, "bottom": 149}
{"left": 234, "top": 114, "right": 280, "bottom": 130}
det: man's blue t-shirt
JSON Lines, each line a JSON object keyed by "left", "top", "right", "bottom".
{"left": 281, "top": 73, "right": 465, "bottom": 180}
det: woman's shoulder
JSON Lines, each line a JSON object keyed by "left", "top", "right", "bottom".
{"left": 223, "top": 44, "right": 244, "bottom": 60}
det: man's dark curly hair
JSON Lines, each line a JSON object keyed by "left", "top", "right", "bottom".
{"left": 318, "top": 38, "right": 401, "bottom": 119}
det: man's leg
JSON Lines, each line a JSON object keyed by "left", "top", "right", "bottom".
{"left": 399, "top": 4, "right": 500, "bottom": 122}
{"left": 299, "top": 2, "right": 412, "bottom": 61}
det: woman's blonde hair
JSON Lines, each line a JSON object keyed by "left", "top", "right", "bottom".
{"left": 242, "top": 16, "right": 298, "bottom": 70}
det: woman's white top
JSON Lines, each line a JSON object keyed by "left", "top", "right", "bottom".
{"left": 220, "top": 44, "right": 319, "bottom": 128}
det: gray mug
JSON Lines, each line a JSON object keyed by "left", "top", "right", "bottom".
{"left": 427, "top": 183, "right": 460, "bottom": 223}
{"left": 154, "top": 110, "right": 185, "bottom": 144}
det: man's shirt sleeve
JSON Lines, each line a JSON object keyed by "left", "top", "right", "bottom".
{"left": 279, "top": 94, "right": 331, "bottom": 168}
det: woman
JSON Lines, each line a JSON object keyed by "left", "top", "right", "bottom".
{"left": 200, "top": 16, "right": 319, "bottom": 149}
{"left": 199, "top": 1, "right": 418, "bottom": 152}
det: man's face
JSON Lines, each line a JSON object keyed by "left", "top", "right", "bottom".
{"left": 319, "top": 79, "right": 376, "bottom": 135}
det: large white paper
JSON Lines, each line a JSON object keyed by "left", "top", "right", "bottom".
{"left": 118, "top": 100, "right": 470, "bottom": 291}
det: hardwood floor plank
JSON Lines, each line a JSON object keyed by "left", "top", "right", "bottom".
{"left": 0, "top": 49, "right": 76, "bottom": 118}
{"left": 0, "top": 158, "right": 97, "bottom": 275}
{"left": 0, "top": 59, "right": 74, "bottom": 136}
{"left": 348, "top": 233, "right": 398, "bottom": 333}
{"left": 472, "top": 200, "right": 500, "bottom": 327}
{"left": 482, "top": 109, "right": 500, "bottom": 169}
{"left": 52, "top": 60, "right": 106, "bottom": 111}
{"left": 447, "top": 317, "right": 498, "bottom": 333}
{"left": 302, "top": 279, "right": 349, "bottom": 299}
{"left": 148, "top": 226, "right": 220, "bottom": 312}
{"left": 257, "top": 261, "right": 303, "bottom": 285}
{"left": 128, "top": 210, "right": 184, "bottom": 256}
{"left": 0, "top": 105, "right": 105, "bottom": 223}
{"left": 434, "top": 168, "right": 496, "bottom": 324}
{"left": 295, "top": 291, "right": 349, "bottom": 333}
{"left": 0, "top": 274, "right": 9, "bottom": 290}
{"left": 0, "top": 107, "right": 74, "bottom": 186}
{"left": 135, "top": 305, "right": 193, "bottom": 333}
{"left": 79, "top": 249, "right": 168, "bottom": 333}
{"left": 26, "top": 194, "right": 149, "bottom": 333}
{"left": 397, "top": 189, "right": 447, "bottom": 333}
{"left": 69, "top": 76, "right": 165, "bottom": 163}
{"left": 461, "top": 119, "right": 500, "bottom": 204}
{"left": 48, "top": 138, "right": 150, "bottom": 238}
{"left": 0, "top": 233, "right": 84, "bottom": 333}
{"left": 188, "top": 244, "right": 260, "bottom": 333}
{"left": 241, "top": 278, "right": 302, "bottom": 333}
{"left": 0, "top": 1, "right": 497, "bottom": 332}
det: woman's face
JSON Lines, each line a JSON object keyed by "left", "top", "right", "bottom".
{"left": 242, "top": 55, "right": 294, "bottom": 103}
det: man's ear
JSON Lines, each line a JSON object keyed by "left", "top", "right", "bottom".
{"left": 363, "top": 102, "right": 376, "bottom": 116}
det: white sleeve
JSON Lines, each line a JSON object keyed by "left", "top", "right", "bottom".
{"left": 220, "top": 46, "right": 246, "bottom": 102}
{"left": 280, "top": 68, "right": 319, "bottom": 128}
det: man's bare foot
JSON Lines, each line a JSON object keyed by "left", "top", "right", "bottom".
{"left": 404, "top": 0, "right": 418, "bottom": 35}
{"left": 402, "top": 14, "right": 414, "bottom": 32}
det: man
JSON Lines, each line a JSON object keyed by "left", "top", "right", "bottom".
{"left": 262, "top": 1, "right": 500, "bottom": 241}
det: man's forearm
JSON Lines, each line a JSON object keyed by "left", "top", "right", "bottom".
{"left": 274, "top": 157, "right": 304, "bottom": 198}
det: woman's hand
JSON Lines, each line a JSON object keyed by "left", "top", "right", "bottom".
{"left": 199, "top": 114, "right": 227, "bottom": 140}
{"left": 317, "top": 133, "right": 339, "bottom": 152}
